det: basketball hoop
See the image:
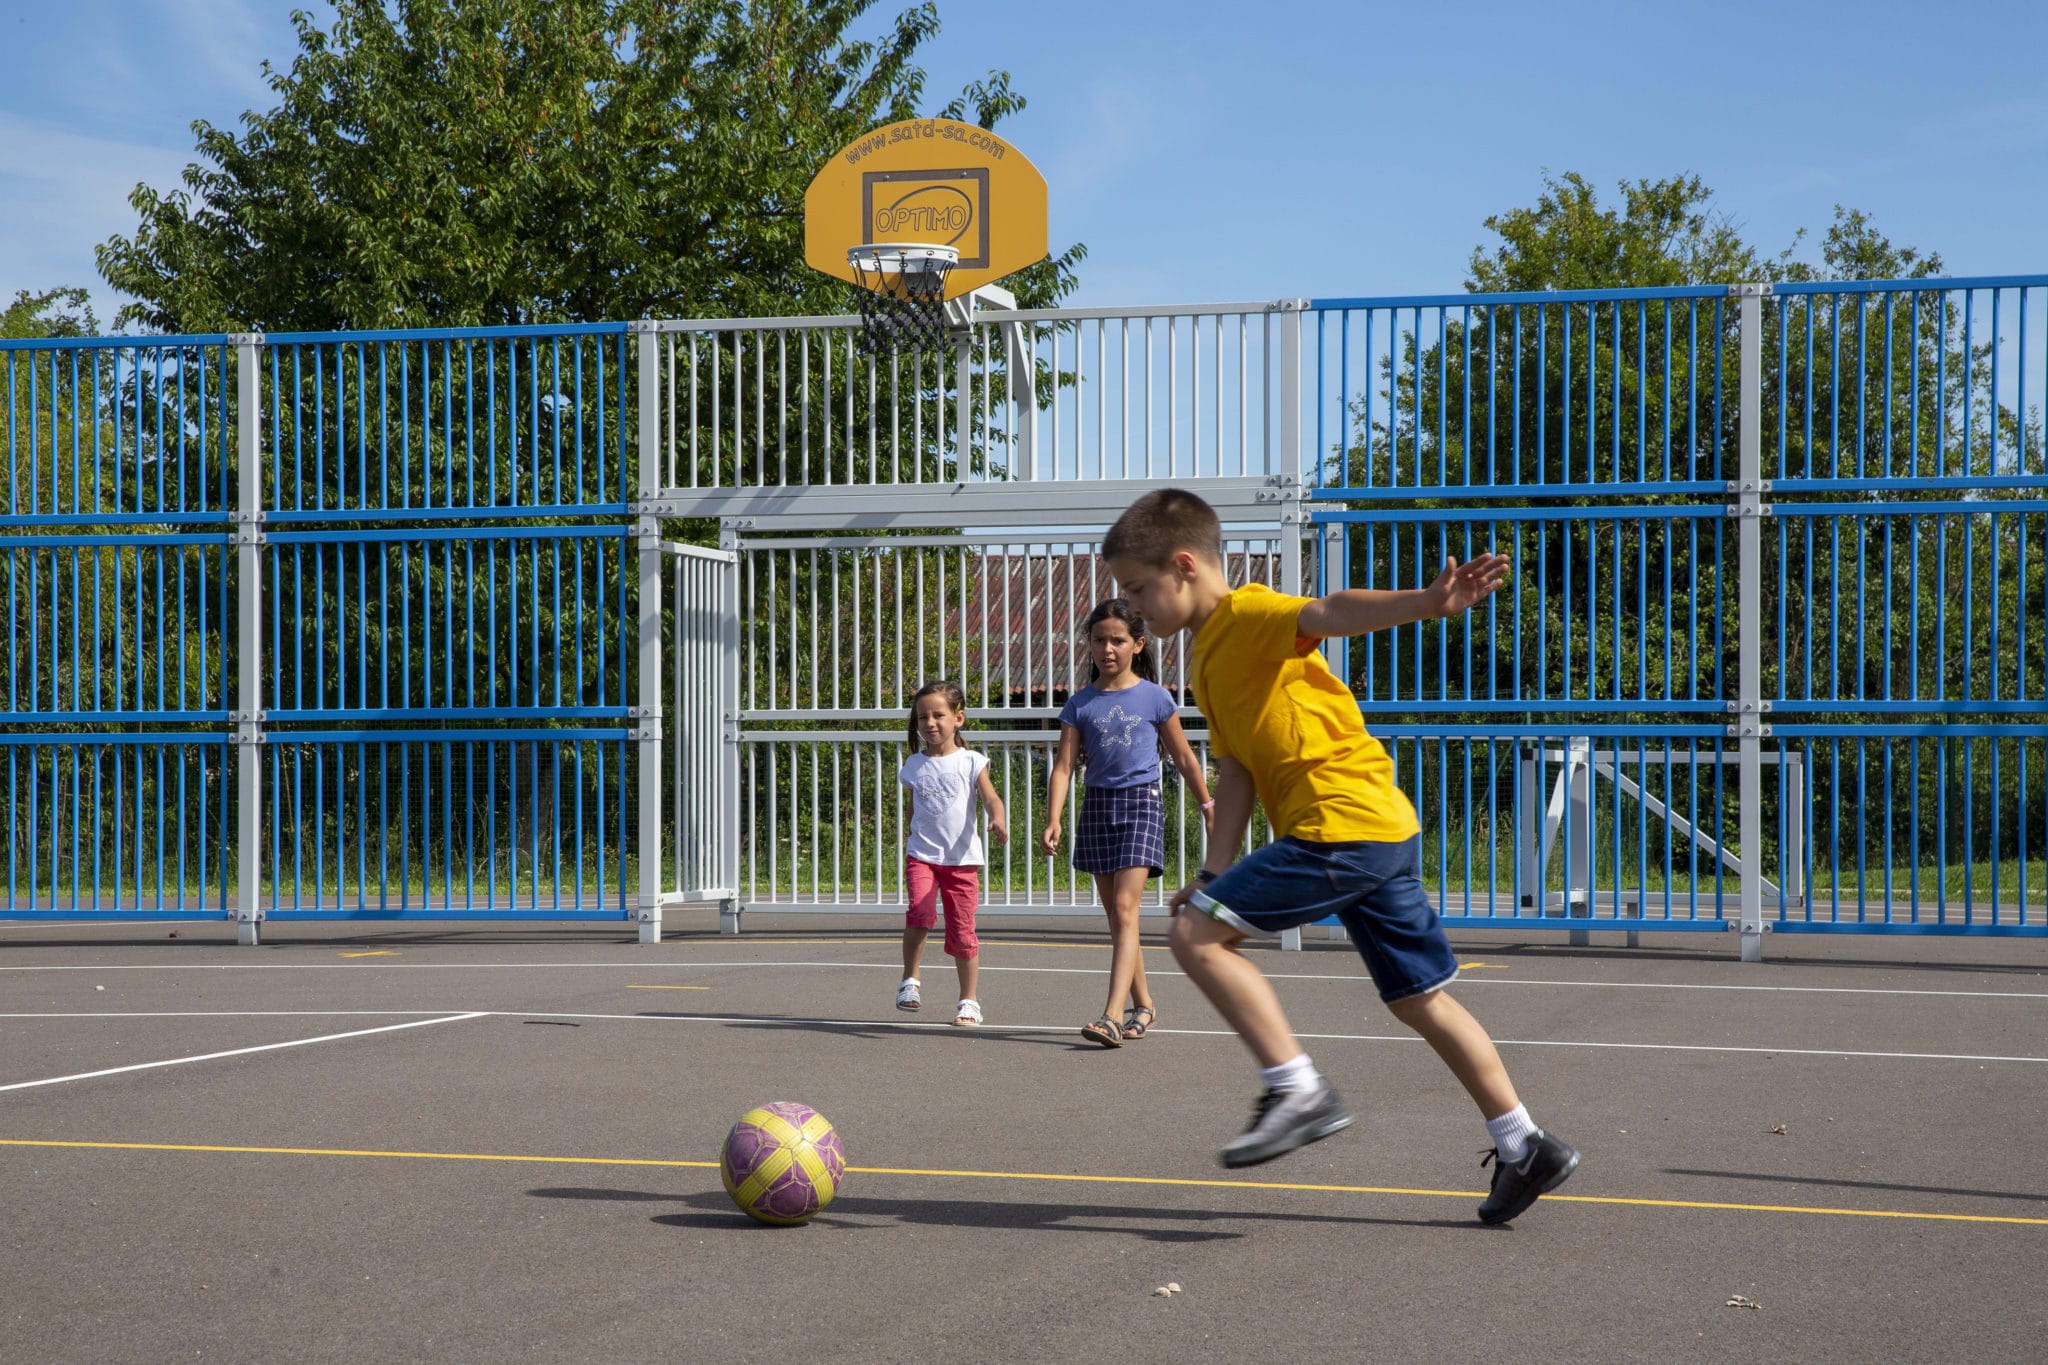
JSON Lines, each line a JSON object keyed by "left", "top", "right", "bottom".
{"left": 847, "top": 243, "right": 959, "bottom": 355}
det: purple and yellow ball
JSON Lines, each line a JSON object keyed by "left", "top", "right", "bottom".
{"left": 720, "top": 1102, "right": 847, "bottom": 1226}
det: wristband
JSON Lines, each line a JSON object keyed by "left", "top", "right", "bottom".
{"left": 1194, "top": 868, "right": 1217, "bottom": 885}
{"left": 1199, "top": 799, "right": 1216, "bottom": 812}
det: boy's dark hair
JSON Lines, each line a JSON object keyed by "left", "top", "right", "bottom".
{"left": 1082, "top": 598, "right": 1160, "bottom": 685}
{"left": 907, "top": 679, "right": 968, "bottom": 748}
{"left": 1102, "top": 488, "right": 1224, "bottom": 569}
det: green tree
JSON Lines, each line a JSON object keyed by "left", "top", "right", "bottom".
{"left": 95, "top": 0, "right": 1082, "bottom": 332}
{"left": 1334, "top": 173, "right": 2046, "bottom": 902}
{"left": 1466, "top": 171, "right": 1770, "bottom": 294}
{"left": 81, "top": 2, "right": 1089, "bottom": 902}
{"left": 2, "top": 287, "right": 99, "bottom": 340}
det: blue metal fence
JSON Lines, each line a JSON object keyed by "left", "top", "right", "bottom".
{"left": 1309, "top": 277, "right": 2048, "bottom": 949}
{"left": 6, "top": 280, "right": 2043, "bottom": 951}
{"left": 1309, "top": 285, "right": 1734, "bottom": 500}
{"left": 256, "top": 325, "right": 640, "bottom": 927}
{"left": 2, "top": 335, "right": 241, "bottom": 919}
{"left": 0, "top": 325, "right": 648, "bottom": 934}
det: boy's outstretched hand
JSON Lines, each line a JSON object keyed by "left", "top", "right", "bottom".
{"left": 1428, "top": 553, "right": 1511, "bottom": 617}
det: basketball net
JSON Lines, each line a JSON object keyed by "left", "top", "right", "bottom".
{"left": 848, "top": 244, "right": 958, "bottom": 356}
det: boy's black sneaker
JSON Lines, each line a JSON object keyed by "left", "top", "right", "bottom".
{"left": 1476, "top": 1128, "right": 1580, "bottom": 1224}
{"left": 1219, "top": 1084, "right": 1354, "bottom": 1168}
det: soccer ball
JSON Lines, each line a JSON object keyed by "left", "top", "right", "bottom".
{"left": 720, "top": 1102, "right": 847, "bottom": 1226}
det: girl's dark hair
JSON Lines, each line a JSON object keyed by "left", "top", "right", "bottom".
{"left": 1082, "top": 598, "right": 1159, "bottom": 684}
{"left": 907, "top": 679, "right": 968, "bottom": 748}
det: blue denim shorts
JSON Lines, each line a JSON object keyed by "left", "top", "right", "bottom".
{"left": 1190, "top": 834, "right": 1458, "bottom": 1003}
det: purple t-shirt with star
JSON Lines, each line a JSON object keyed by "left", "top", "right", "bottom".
{"left": 1058, "top": 679, "right": 1178, "bottom": 789}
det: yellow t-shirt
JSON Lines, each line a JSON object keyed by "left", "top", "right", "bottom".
{"left": 1190, "top": 582, "right": 1419, "bottom": 843}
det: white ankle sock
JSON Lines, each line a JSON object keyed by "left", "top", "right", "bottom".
{"left": 1486, "top": 1104, "right": 1540, "bottom": 1163}
{"left": 1258, "top": 1054, "right": 1321, "bottom": 1095}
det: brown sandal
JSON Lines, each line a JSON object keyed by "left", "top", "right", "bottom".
{"left": 1120, "top": 1005, "right": 1157, "bottom": 1040}
{"left": 1080, "top": 1014, "right": 1124, "bottom": 1048}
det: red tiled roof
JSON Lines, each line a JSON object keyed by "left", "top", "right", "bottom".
{"left": 944, "top": 550, "right": 1278, "bottom": 703}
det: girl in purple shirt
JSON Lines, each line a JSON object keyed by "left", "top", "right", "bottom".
{"left": 1042, "top": 599, "right": 1214, "bottom": 1047}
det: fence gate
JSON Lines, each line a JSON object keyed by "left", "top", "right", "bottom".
{"left": 657, "top": 539, "right": 739, "bottom": 938}
{"left": 722, "top": 530, "right": 1296, "bottom": 928}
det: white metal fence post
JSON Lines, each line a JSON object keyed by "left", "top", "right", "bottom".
{"left": 1318, "top": 517, "right": 1356, "bottom": 944}
{"left": 1318, "top": 521, "right": 1348, "bottom": 680}
{"left": 1733, "top": 284, "right": 1771, "bottom": 963}
{"left": 719, "top": 520, "right": 744, "bottom": 935}
{"left": 635, "top": 320, "right": 665, "bottom": 944}
{"left": 1006, "top": 320, "right": 1038, "bottom": 481}
{"left": 956, "top": 337, "right": 974, "bottom": 480}
{"left": 1277, "top": 298, "right": 1308, "bottom": 951}
{"left": 1277, "top": 298, "right": 1307, "bottom": 596}
{"left": 231, "top": 334, "right": 265, "bottom": 946}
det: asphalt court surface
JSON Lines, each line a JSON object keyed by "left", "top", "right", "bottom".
{"left": 4, "top": 915, "right": 2047, "bottom": 1363}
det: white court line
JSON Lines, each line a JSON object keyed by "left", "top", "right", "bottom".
{"left": 0, "top": 962, "right": 816, "bottom": 972}
{"left": 0, "top": 1011, "right": 460, "bottom": 1020}
{"left": 4, "top": 1006, "right": 2041, "bottom": 1065}
{"left": 489, "top": 1010, "right": 2048, "bottom": 1064}
{"left": 2, "top": 957, "right": 2046, "bottom": 1001}
{"left": 0, "top": 920, "right": 180, "bottom": 931}
{"left": 0, "top": 1013, "right": 486, "bottom": 1093}
{"left": 953, "top": 963, "right": 2048, "bottom": 1001}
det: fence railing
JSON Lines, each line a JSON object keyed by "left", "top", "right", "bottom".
{"left": 259, "top": 733, "right": 635, "bottom": 918}
{"left": 1308, "top": 286, "right": 1734, "bottom": 499}
{"left": 729, "top": 531, "right": 1285, "bottom": 721}
{"left": 737, "top": 730, "right": 1220, "bottom": 912}
{"left": 5, "top": 280, "right": 2044, "bottom": 953}
{"left": 650, "top": 303, "right": 1295, "bottom": 491}
{"left": 0, "top": 334, "right": 238, "bottom": 524}
{"left": 1761, "top": 279, "right": 2048, "bottom": 491}
{"left": 1304, "top": 279, "right": 2048, "bottom": 954}
{"left": 1, "top": 326, "right": 644, "bottom": 939}
{"left": 258, "top": 324, "right": 632, "bottom": 517}
{"left": 1308, "top": 277, "right": 2048, "bottom": 499}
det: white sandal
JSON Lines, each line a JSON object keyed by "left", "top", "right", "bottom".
{"left": 896, "top": 977, "right": 921, "bottom": 1011}
{"left": 952, "top": 999, "right": 983, "bottom": 1027}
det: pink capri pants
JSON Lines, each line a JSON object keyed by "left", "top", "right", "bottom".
{"left": 905, "top": 858, "right": 980, "bottom": 958}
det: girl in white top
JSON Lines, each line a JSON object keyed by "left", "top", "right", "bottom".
{"left": 898, "top": 680, "right": 1009, "bottom": 1026}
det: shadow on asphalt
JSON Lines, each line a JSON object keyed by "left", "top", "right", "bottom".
{"left": 637, "top": 1011, "right": 1102, "bottom": 1050}
{"left": 1664, "top": 1167, "right": 2048, "bottom": 1204}
{"left": 527, "top": 1186, "right": 1483, "bottom": 1240}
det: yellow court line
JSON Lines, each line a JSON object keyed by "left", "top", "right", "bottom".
{"left": 2, "top": 1138, "right": 2042, "bottom": 1227}
{"left": 340, "top": 951, "right": 400, "bottom": 958}
{"left": 625, "top": 985, "right": 710, "bottom": 991}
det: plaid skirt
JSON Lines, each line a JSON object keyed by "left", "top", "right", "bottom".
{"left": 1072, "top": 783, "right": 1166, "bottom": 877}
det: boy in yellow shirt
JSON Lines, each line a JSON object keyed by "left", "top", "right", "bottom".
{"left": 1103, "top": 488, "right": 1578, "bottom": 1225}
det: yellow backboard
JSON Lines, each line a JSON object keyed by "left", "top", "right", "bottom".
{"left": 805, "top": 118, "right": 1048, "bottom": 302}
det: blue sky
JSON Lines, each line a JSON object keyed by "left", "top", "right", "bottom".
{"left": 5, "top": 0, "right": 2048, "bottom": 326}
